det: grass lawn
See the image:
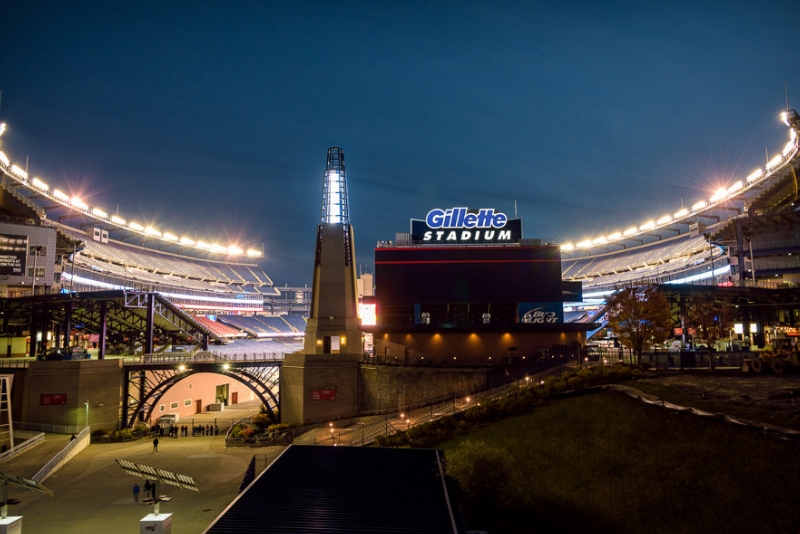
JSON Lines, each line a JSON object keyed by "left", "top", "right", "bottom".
{"left": 438, "top": 390, "right": 800, "bottom": 534}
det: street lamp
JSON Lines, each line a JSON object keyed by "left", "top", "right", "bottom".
{"left": 85, "top": 400, "right": 89, "bottom": 429}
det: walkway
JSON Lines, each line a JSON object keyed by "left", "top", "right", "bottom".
{"left": 0, "top": 401, "right": 276, "bottom": 534}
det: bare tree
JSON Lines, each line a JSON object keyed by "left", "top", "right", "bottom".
{"left": 604, "top": 284, "right": 673, "bottom": 363}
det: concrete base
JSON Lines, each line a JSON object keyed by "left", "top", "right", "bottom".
{"left": 140, "top": 513, "right": 172, "bottom": 534}
{"left": 0, "top": 516, "right": 22, "bottom": 534}
{"left": 207, "top": 403, "right": 224, "bottom": 412}
{"left": 281, "top": 352, "right": 360, "bottom": 424}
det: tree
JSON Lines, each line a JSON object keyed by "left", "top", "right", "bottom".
{"left": 604, "top": 284, "right": 673, "bottom": 362}
{"left": 685, "top": 293, "right": 735, "bottom": 370}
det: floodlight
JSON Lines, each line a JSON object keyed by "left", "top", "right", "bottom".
{"left": 31, "top": 177, "right": 49, "bottom": 191}
{"left": 674, "top": 208, "right": 688, "bottom": 218}
{"left": 92, "top": 207, "right": 108, "bottom": 218}
{"left": 129, "top": 222, "right": 144, "bottom": 231}
{"left": 210, "top": 244, "right": 226, "bottom": 253}
{"left": 767, "top": 154, "right": 783, "bottom": 170}
{"left": 623, "top": 227, "right": 638, "bottom": 236}
{"left": 656, "top": 215, "right": 671, "bottom": 225}
{"left": 560, "top": 243, "right": 574, "bottom": 251}
{"left": 53, "top": 189, "right": 69, "bottom": 201}
{"left": 144, "top": 227, "right": 161, "bottom": 237}
{"left": 727, "top": 181, "right": 743, "bottom": 194}
{"left": 692, "top": 200, "right": 707, "bottom": 211}
{"left": 180, "top": 236, "right": 195, "bottom": 246}
{"left": 111, "top": 215, "right": 126, "bottom": 225}
{"left": 591, "top": 236, "right": 607, "bottom": 245}
{"left": 781, "top": 111, "right": 791, "bottom": 127}
{"left": 227, "top": 245, "right": 243, "bottom": 255}
{"left": 70, "top": 197, "right": 88, "bottom": 210}
{"left": 607, "top": 232, "right": 622, "bottom": 241}
{"left": 10, "top": 165, "right": 27, "bottom": 180}
{"left": 709, "top": 189, "right": 727, "bottom": 202}
{"left": 0, "top": 152, "right": 9, "bottom": 167}
{"left": 246, "top": 249, "right": 261, "bottom": 257}
{"left": 783, "top": 140, "right": 796, "bottom": 157}
{"left": 639, "top": 221, "right": 655, "bottom": 231}
{"left": 746, "top": 169, "right": 763, "bottom": 183}
{"left": 196, "top": 241, "right": 210, "bottom": 250}
{"left": 163, "top": 232, "right": 178, "bottom": 242}
{"left": 0, "top": 123, "right": 5, "bottom": 137}
{"left": 576, "top": 239, "right": 592, "bottom": 248}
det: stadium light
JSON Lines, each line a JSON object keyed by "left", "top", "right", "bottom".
{"left": 781, "top": 111, "right": 791, "bottom": 127}
{"left": 692, "top": 200, "right": 706, "bottom": 211}
{"left": 180, "top": 236, "right": 195, "bottom": 246}
{"left": 783, "top": 140, "right": 796, "bottom": 157}
{"left": 196, "top": 241, "right": 210, "bottom": 250}
{"left": 576, "top": 239, "right": 592, "bottom": 249}
{"left": 560, "top": 243, "right": 574, "bottom": 251}
{"left": 767, "top": 154, "right": 783, "bottom": 170}
{"left": 727, "top": 181, "right": 743, "bottom": 194}
{"left": 70, "top": 197, "right": 88, "bottom": 210}
{"left": 246, "top": 249, "right": 262, "bottom": 258}
{"left": 591, "top": 236, "right": 607, "bottom": 245}
{"left": 111, "top": 215, "right": 126, "bottom": 225}
{"left": 163, "top": 232, "right": 178, "bottom": 242}
{"left": 31, "top": 177, "right": 49, "bottom": 191}
{"left": 656, "top": 215, "right": 671, "bottom": 225}
{"left": 0, "top": 152, "right": 9, "bottom": 167}
{"left": 129, "top": 222, "right": 144, "bottom": 231}
{"left": 53, "top": 189, "right": 69, "bottom": 201}
{"left": 607, "top": 232, "right": 622, "bottom": 241}
{"left": 144, "top": 226, "right": 161, "bottom": 237}
{"left": 674, "top": 208, "right": 688, "bottom": 218}
{"left": 710, "top": 188, "right": 727, "bottom": 202}
{"left": 10, "top": 165, "right": 28, "bottom": 180}
{"left": 0, "top": 123, "right": 5, "bottom": 138}
{"left": 746, "top": 169, "right": 763, "bottom": 183}
{"left": 210, "top": 243, "right": 226, "bottom": 253}
{"left": 92, "top": 207, "right": 108, "bottom": 218}
{"left": 639, "top": 220, "right": 655, "bottom": 231}
{"left": 227, "top": 245, "right": 243, "bottom": 255}
{"left": 623, "top": 227, "right": 638, "bottom": 236}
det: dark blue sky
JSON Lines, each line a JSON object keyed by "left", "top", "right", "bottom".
{"left": 1, "top": 1, "right": 798, "bottom": 286}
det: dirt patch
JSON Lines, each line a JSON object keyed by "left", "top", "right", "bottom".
{"left": 632, "top": 372, "right": 800, "bottom": 430}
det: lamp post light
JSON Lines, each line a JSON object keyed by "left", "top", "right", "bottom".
{"left": 85, "top": 400, "right": 89, "bottom": 429}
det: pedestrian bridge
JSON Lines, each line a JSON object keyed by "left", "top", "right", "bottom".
{"left": 123, "top": 352, "right": 282, "bottom": 428}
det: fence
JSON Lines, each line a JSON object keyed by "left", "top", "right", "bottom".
{"left": 13, "top": 421, "right": 86, "bottom": 435}
{"left": 586, "top": 346, "right": 752, "bottom": 370}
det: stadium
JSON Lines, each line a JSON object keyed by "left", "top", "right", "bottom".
{"left": 0, "top": 108, "right": 799, "bottom": 431}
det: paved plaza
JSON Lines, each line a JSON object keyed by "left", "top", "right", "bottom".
{"left": 1, "top": 401, "right": 282, "bottom": 534}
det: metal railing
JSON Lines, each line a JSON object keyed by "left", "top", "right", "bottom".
{"left": 13, "top": 421, "right": 85, "bottom": 435}
{"left": 32, "top": 426, "right": 91, "bottom": 483}
{"left": 0, "top": 431, "right": 45, "bottom": 463}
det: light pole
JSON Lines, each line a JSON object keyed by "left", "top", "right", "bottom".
{"left": 84, "top": 400, "right": 89, "bottom": 429}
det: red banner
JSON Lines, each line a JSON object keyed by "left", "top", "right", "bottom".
{"left": 309, "top": 389, "right": 336, "bottom": 401}
{"left": 40, "top": 394, "right": 67, "bottom": 405}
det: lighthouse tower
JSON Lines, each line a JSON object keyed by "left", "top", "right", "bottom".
{"left": 281, "top": 147, "right": 362, "bottom": 424}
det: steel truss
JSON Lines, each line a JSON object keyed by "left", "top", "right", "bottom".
{"left": 123, "top": 361, "right": 281, "bottom": 427}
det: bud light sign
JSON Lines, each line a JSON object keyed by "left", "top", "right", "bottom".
{"left": 411, "top": 207, "right": 522, "bottom": 245}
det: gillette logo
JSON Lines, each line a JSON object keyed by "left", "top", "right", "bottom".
{"left": 425, "top": 208, "right": 507, "bottom": 229}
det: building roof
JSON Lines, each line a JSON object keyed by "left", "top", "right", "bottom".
{"left": 204, "top": 445, "right": 464, "bottom": 534}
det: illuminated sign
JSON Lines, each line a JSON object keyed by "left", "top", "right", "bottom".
{"left": 426, "top": 208, "right": 507, "bottom": 229}
{"left": 519, "top": 303, "right": 563, "bottom": 324}
{"left": 411, "top": 207, "right": 522, "bottom": 245}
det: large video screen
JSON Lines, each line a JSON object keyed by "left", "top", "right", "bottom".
{"left": 375, "top": 246, "right": 562, "bottom": 304}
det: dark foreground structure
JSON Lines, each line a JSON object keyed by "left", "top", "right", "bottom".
{"left": 205, "top": 445, "right": 464, "bottom": 534}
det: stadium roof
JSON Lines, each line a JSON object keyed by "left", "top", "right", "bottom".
{"left": 204, "top": 445, "right": 464, "bottom": 534}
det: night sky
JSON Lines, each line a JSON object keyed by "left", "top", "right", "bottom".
{"left": 1, "top": 1, "right": 798, "bottom": 286}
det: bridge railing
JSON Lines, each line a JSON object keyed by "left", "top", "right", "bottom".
{"left": 139, "top": 352, "right": 285, "bottom": 364}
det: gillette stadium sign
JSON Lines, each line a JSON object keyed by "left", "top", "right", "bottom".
{"left": 411, "top": 207, "right": 522, "bottom": 245}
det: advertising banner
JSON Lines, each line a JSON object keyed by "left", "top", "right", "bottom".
{"left": 518, "top": 302, "right": 564, "bottom": 324}
{"left": 0, "top": 234, "right": 28, "bottom": 276}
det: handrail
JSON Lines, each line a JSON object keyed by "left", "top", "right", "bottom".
{"left": 0, "top": 431, "right": 45, "bottom": 463}
{"left": 32, "top": 426, "right": 91, "bottom": 483}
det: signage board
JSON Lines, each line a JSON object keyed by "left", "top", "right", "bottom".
{"left": 0, "top": 234, "right": 28, "bottom": 276}
{"left": 410, "top": 207, "right": 522, "bottom": 245}
{"left": 40, "top": 394, "right": 67, "bottom": 405}
{"left": 518, "top": 302, "right": 563, "bottom": 324}
{"left": 309, "top": 389, "right": 336, "bottom": 401}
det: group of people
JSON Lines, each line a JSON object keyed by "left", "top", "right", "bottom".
{"left": 150, "top": 423, "right": 219, "bottom": 438}
{"left": 132, "top": 480, "right": 158, "bottom": 502}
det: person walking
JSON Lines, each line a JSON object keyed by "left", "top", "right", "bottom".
{"left": 152, "top": 437, "right": 159, "bottom": 453}
{"left": 133, "top": 482, "right": 140, "bottom": 502}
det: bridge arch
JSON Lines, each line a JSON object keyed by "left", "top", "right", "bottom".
{"left": 124, "top": 359, "right": 281, "bottom": 428}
